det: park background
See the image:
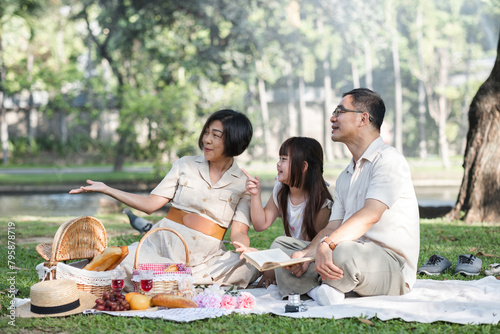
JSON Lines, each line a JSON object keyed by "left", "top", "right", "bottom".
{"left": 2, "top": 0, "right": 500, "bottom": 223}
{"left": 1, "top": 0, "right": 499, "bottom": 173}
{"left": 1, "top": 1, "right": 500, "bottom": 332}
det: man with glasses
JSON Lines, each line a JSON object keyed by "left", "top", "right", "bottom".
{"left": 271, "top": 88, "right": 419, "bottom": 305}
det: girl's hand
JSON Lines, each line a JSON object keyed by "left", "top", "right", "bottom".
{"left": 69, "top": 180, "right": 108, "bottom": 194}
{"left": 257, "top": 270, "right": 276, "bottom": 288}
{"left": 233, "top": 241, "right": 258, "bottom": 260}
{"left": 241, "top": 169, "right": 261, "bottom": 196}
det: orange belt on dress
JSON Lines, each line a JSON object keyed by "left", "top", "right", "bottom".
{"left": 166, "top": 207, "right": 227, "bottom": 241}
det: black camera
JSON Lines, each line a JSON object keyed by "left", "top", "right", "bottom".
{"left": 285, "top": 293, "right": 308, "bottom": 313}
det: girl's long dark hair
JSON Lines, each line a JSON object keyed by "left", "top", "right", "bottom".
{"left": 277, "top": 137, "right": 333, "bottom": 241}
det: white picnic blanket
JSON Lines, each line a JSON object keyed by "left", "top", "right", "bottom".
{"left": 261, "top": 276, "right": 500, "bottom": 324}
{"left": 16, "top": 277, "right": 500, "bottom": 324}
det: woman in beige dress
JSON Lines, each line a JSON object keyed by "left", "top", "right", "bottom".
{"left": 70, "top": 109, "right": 260, "bottom": 289}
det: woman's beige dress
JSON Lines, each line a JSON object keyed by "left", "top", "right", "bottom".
{"left": 121, "top": 156, "right": 260, "bottom": 290}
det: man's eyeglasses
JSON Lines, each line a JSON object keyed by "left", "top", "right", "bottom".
{"left": 332, "top": 105, "right": 373, "bottom": 122}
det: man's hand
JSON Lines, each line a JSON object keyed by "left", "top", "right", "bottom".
{"left": 314, "top": 243, "right": 343, "bottom": 280}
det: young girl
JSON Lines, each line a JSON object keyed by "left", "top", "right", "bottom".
{"left": 238, "top": 137, "right": 333, "bottom": 286}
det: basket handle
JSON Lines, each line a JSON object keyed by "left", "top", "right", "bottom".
{"left": 133, "top": 227, "right": 190, "bottom": 270}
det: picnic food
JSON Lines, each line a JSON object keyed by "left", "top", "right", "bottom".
{"left": 163, "top": 264, "right": 178, "bottom": 272}
{"left": 129, "top": 294, "right": 151, "bottom": 310}
{"left": 83, "top": 246, "right": 128, "bottom": 271}
{"left": 150, "top": 293, "right": 198, "bottom": 308}
{"left": 95, "top": 291, "right": 131, "bottom": 311}
{"left": 125, "top": 292, "right": 141, "bottom": 302}
{"left": 108, "top": 246, "right": 129, "bottom": 270}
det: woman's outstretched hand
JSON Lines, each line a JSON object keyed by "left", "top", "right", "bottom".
{"left": 241, "top": 168, "right": 261, "bottom": 196}
{"left": 69, "top": 179, "right": 108, "bottom": 194}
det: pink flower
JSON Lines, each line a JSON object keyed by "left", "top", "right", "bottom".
{"left": 236, "top": 292, "right": 256, "bottom": 309}
{"left": 192, "top": 293, "right": 205, "bottom": 307}
{"left": 193, "top": 292, "right": 222, "bottom": 308}
{"left": 220, "top": 294, "right": 237, "bottom": 309}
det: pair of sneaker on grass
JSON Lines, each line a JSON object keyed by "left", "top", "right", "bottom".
{"left": 417, "top": 254, "right": 488, "bottom": 276}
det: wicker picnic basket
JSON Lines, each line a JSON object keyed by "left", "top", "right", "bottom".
{"left": 132, "top": 227, "right": 192, "bottom": 296}
{"left": 35, "top": 216, "right": 112, "bottom": 298}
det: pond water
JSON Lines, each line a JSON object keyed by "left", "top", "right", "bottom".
{"left": 0, "top": 193, "right": 109, "bottom": 217}
{"left": 0, "top": 186, "right": 458, "bottom": 217}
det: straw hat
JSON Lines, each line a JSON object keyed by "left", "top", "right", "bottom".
{"left": 17, "top": 279, "right": 96, "bottom": 318}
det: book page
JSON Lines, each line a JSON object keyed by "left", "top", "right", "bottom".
{"left": 244, "top": 249, "right": 292, "bottom": 267}
{"left": 243, "top": 249, "right": 314, "bottom": 271}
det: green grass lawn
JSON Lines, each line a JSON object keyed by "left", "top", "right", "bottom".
{"left": 0, "top": 212, "right": 499, "bottom": 333}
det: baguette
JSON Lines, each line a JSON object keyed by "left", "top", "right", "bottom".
{"left": 150, "top": 293, "right": 198, "bottom": 308}
{"left": 83, "top": 246, "right": 123, "bottom": 271}
{"left": 107, "top": 245, "right": 129, "bottom": 270}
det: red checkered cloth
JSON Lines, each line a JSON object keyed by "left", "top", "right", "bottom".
{"left": 132, "top": 263, "right": 192, "bottom": 276}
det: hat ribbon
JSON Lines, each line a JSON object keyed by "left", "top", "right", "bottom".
{"left": 39, "top": 265, "right": 57, "bottom": 281}
{"left": 31, "top": 299, "right": 81, "bottom": 315}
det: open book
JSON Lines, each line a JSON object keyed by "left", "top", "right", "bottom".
{"left": 242, "top": 248, "right": 314, "bottom": 272}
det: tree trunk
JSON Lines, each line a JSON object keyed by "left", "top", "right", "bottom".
{"left": 425, "top": 48, "right": 451, "bottom": 170}
{"left": 114, "top": 133, "right": 127, "bottom": 171}
{"left": 27, "top": 41, "right": 36, "bottom": 142}
{"left": 364, "top": 40, "right": 373, "bottom": 89}
{"left": 0, "top": 34, "right": 8, "bottom": 165}
{"left": 416, "top": 4, "right": 427, "bottom": 159}
{"left": 351, "top": 50, "right": 360, "bottom": 88}
{"left": 447, "top": 29, "right": 500, "bottom": 223}
{"left": 437, "top": 103, "right": 450, "bottom": 170}
{"left": 286, "top": 72, "right": 297, "bottom": 138}
{"left": 460, "top": 45, "right": 473, "bottom": 155}
{"left": 257, "top": 75, "right": 270, "bottom": 162}
{"left": 418, "top": 80, "right": 427, "bottom": 158}
{"left": 323, "top": 60, "right": 333, "bottom": 161}
{"left": 27, "top": 103, "right": 38, "bottom": 140}
{"left": 60, "top": 111, "right": 68, "bottom": 144}
{"left": 83, "top": 6, "right": 127, "bottom": 172}
{"left": 298, "top": 76, "right": 305, "bottom": 137}
{"left": 437, "top": 48, "right": 450, "bottom": 170}
{"left": 58, "top": 12, "right": 68, "bottom": 146}
{"left": 392, "top": 29, "right": 403, "bottom": 154}
{"left": 0, "top": 102, "right": 6, "bottom": 165}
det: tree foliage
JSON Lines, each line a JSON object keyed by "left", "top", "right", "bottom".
{"left": 0, "top": 0, "right": 499, "bottom": 173}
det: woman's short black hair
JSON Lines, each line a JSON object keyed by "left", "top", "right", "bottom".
{"left": 198, "top": 109, "right": 253, "bottom": 157}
